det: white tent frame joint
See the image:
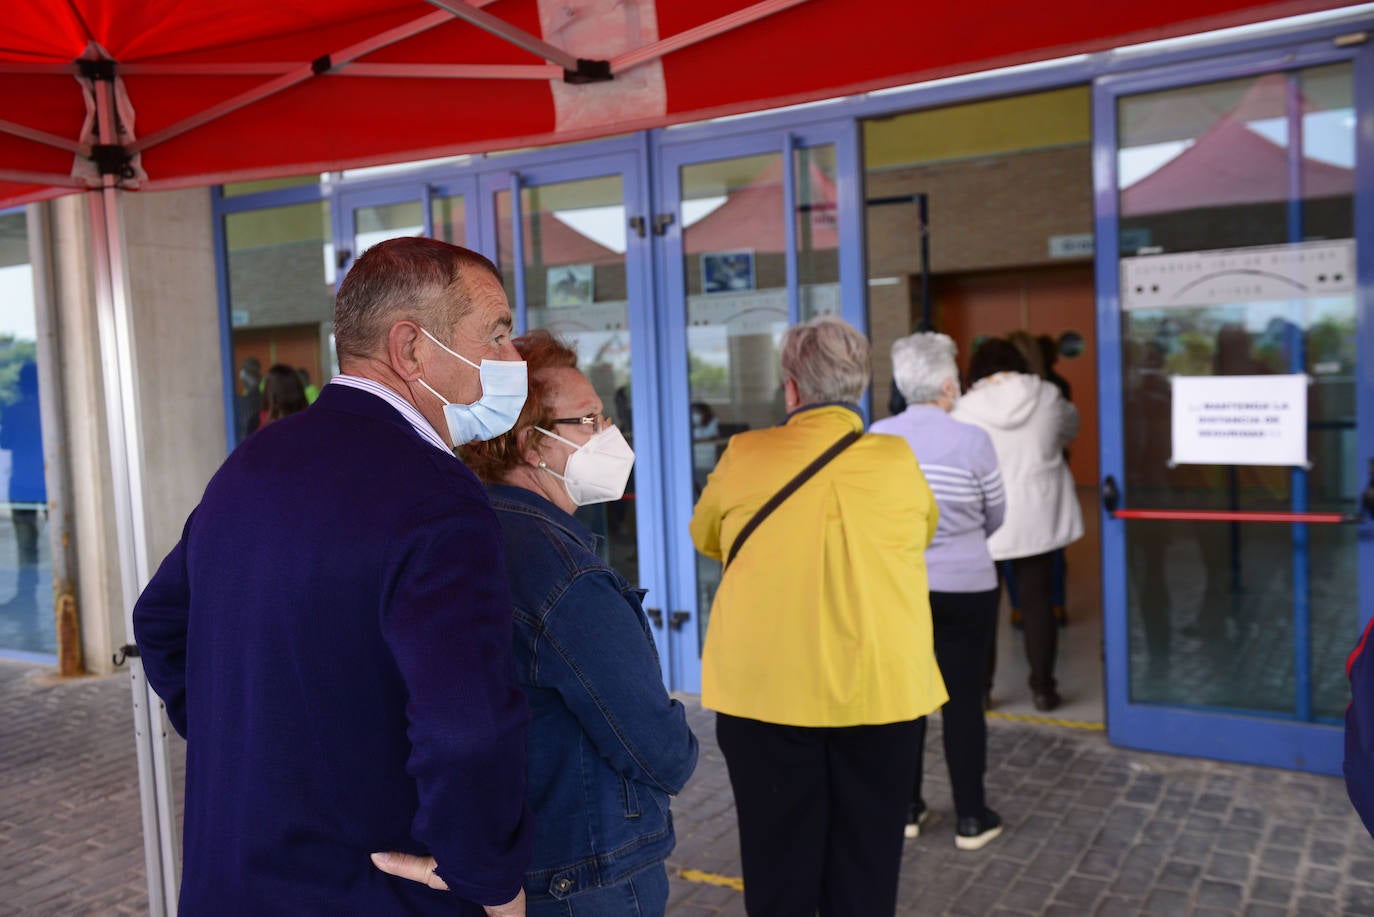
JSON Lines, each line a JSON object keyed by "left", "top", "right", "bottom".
{"left": 76, "top": 56, "right": 139, "bottom": 182}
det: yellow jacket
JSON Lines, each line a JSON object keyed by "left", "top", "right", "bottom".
{"left": 690, "top": 404, "right": 947, "bottom": 727}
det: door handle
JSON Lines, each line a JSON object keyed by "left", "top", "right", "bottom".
{"left": 669, "top": 610, "right": 690, "bottom": 631}
{"left": 1101, "top": 475, "right": 1120, "bottom": 513}
{"left": 645, "top": 607, "right": 663, "bottom": 628}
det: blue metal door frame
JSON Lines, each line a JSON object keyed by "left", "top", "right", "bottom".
{"left": 1092, "top": 34, "right": 1374, "bottom": 774}
{"left": 649, "top": 118, "right": 865, "bottom": 691}
{"left": 469, "top": 138, "right": 678, "bottom": 666}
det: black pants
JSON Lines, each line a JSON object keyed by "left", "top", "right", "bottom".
{"left": 987, "top": 552, "right": 1060, "bottom": 695}
{"left": 716, "top": 713, "right": 921, "bottom": 917}
{"left": 913, "top": 588, "right": 999, "bottom": 820}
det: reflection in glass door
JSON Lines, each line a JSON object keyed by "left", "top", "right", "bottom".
{"left": 1099, "top": 55, "right": 1368, "bottom": 772}
{"left": 494, "top": 176, "right": 640, "bottom": 582}
{"left": 673, "top": 142, "right": 842, "bottom": 657}
{"left": 0, "top": 210, "right": 52, "bottom": 657}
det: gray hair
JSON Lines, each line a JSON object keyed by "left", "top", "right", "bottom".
{"left": 333, "top": 237, "right": 502, "bottom": 363}
{"left": 891, "top": 332, "right": 959, "bottom": 404}
{"left": 780, "top": 316, "right": 871, "bottom": 406}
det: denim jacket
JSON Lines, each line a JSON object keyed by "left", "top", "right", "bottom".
{"left": 486, "top": 484, "right": 699, "bottom": 903}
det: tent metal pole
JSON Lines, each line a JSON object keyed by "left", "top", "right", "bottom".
{"left": 611, "top": 0, "right": 811, "bottom": 72}
{"left": 130, "top": 4, "right": 485, "bottom": 156}
{"left": 0, "top": 118, "right": 87, "bottom": 153}
{"left": 88, "top": 187, "right": 179, "bottom": 917}
{"left": 336, "top": 63, "right": 559, "bottom": 79}
{"left": 0, "top": 169, "right": 86, "bottom": 187}
{"left": 425, "top": 0, "right": 579, "bottom": 70}
{"left": 88, "top": 74, "right": 182, "bottom": 915}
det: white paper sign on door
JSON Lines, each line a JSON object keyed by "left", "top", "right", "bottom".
{"left": 1170, "top": 374, "right": 1308, "bottom": 467}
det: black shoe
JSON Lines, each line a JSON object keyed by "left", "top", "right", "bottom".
{"left": 955, "top": 808, "right": 1003, "bottom": 851}
{"left": 904, "top": 800, "right": 928, "bottom": 839}
{"left": 1032, "top": 690, "right": 1061, "bottom": 712}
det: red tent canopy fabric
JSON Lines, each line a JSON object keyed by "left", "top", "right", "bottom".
{"left": 0, "top": 0, "right": 1355, "bottom": 208}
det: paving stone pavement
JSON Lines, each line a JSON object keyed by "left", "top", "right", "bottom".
{"left": 4, "top": 657, "right": 1374, "bottom": 916}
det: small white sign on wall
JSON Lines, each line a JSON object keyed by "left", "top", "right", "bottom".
{"left": 1049, "top": 233, "right": 1094, "bottom": 259}
{"left": 1171, "top": 374, "right": 1307, "bottom": 467}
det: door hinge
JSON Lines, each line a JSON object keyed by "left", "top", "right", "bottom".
{"left": 652, "top": 213, "right": 674, "bottom": 236}
{"left": 629, "top": 216, "right": 647, "bottom": 239}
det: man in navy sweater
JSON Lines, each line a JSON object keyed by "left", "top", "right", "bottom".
{"left": 134, "top": 238, "right": 534, "bottom": 915}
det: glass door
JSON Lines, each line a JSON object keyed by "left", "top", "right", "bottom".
{"left": 655, "top": 123, "right": 866, "bottom": 691}
{"left": 335, "top": 179, "right": 478, "bottom": 378}
{"left": 475, "top": 148, "right": 673, "bottom": 662}
{"left": 1095, "top": 42, "right": 1373, "bottom": 774}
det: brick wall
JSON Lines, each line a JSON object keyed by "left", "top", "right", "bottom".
{"left": 866, "top": 143, "right": 1094, "bottom": 277}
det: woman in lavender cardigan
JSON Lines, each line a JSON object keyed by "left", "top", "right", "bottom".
{"left": 871, "top": 332, "right": 1007, "bottom": 852}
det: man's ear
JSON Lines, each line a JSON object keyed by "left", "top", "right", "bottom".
{"left": 388, "top": 321, "right": 424, "bottom": 380}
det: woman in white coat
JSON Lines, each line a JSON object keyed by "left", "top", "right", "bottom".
{"left": 953, "top": 337, "right": 1082, "bottom": 711}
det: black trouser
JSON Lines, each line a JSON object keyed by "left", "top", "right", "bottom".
{"left": 716, "top": 713, "right": 921, "bottom": 917}
{"left": 987, "top": 552, "right": 1060, "bottom": 695}
{"left": 913, "top": 588, "right": 999, "bottom": 820}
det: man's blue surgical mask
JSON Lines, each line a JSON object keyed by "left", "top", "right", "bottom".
{"left": 416, "top": 327, "right": 527, "bottom": 446}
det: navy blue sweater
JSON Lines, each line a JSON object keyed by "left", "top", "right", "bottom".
{"left": 134, "top": 383, "right": 533, "bottom": 914}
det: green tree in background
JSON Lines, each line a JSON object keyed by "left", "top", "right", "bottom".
{"left": 688, "top": 351, "right": 729, "bottom": 402}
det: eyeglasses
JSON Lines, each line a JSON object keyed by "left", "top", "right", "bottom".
{"left": 552, "top": 413, "right": 611, "bottom": 434}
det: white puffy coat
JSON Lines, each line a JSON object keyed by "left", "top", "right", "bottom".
{"left": 952, "top": 372, "right": 1083, "bottom": 560}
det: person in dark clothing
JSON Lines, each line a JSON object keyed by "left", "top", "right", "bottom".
{"left": 234, "top": 356, "right": 262, "bottom": 444}
{"left": 246, "top": 362, "right": 310, "bottom": 435}
{"left": 134, "top": 238, "right": 535, "bottom": 916}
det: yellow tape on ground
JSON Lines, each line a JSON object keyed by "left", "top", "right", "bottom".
{"left": 679, "top": 869, "right": 744, "bottom": 891}
{"left": 987, "top": 710, "right": 1105, "bottom": 731}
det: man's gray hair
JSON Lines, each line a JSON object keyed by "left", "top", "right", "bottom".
{"left": 891, "top": 332, "right": 959, "bottom": 405}
{"left": 780, "top": 316, "right": 871, "bottom": 406}
{"left": 333, "top": 237, "right": 501, "bottom": 363}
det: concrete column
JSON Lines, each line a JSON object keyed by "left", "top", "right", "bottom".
{"left": 43, "top": 187, "right": 224, "bottom": 675}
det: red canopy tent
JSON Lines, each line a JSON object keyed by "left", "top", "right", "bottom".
{"left": 0, "top": 0, "right": 1354, "bottom": 208}
{"left": 0, "top": 1, "right": 1360, "bottom": 912}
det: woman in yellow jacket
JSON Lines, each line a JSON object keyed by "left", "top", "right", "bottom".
{"left": 690, "top": 316, "right": 947, "bottom": 917}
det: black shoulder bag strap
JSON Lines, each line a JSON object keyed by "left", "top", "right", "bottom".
{"left": 724, "top": 429, "right": 862, "bottom": 570}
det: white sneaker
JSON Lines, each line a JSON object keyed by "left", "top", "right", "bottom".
{"left": 903, "top": 803, "right": 929, "bottom": 839}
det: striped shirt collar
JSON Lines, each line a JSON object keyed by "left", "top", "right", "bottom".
{"left": 327, "top": 375, "right": 452, "bottom": 455}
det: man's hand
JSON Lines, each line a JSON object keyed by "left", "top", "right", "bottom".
{"left": 369, "top": 852, "right": 526, "bottom": 916}
{"left": 370, "top": 852, "right": 447, "bottom": 890}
